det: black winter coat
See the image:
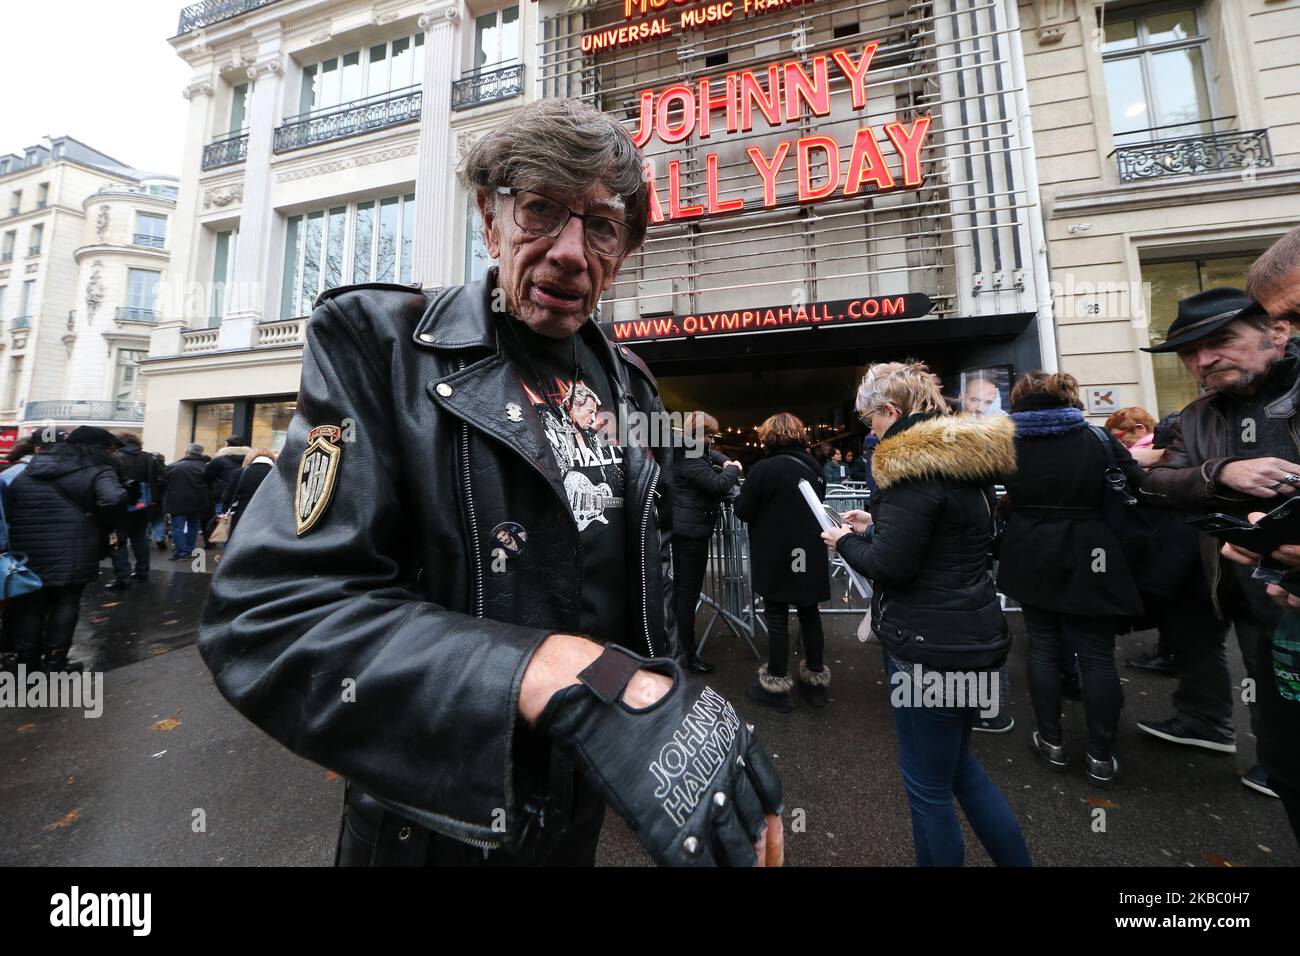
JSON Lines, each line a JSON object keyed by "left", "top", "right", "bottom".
{"left": 164, "top": 455, "right": 212, "bottom": 514}
{"left": 197, "top": 272, "right": 675, "bottom": 861}
{"left": 6, "top": 444, "right": 127, "bottom": 586}
{"left": 204, "top": 446, "right": 251, "bottom": 501}
{"left": 228, "top": 460, "right": 272, "bottom": 537}
{"left": 115, "top": 443, "right": 163, "bottom": 515}
{"left": 671, "top": 445, "right": 740, "bottom": 539}
{"left": 735, "top": 444, "right": 830, "bottom": 605}
{"left": 838, "top": 413, "right": 1014, "bottom": 670}
{"left": 997, "top": 413, "right": 1145, "bottom": 617}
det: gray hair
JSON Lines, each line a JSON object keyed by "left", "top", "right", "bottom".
{"left": 1248, "top": 225, "right": 1300, "bottom": 302}
{"left": 186, "top": 443, "right": 205, "bottom": 456}
{"left": 459, "top": 98, "right": 650, "bottom": 250}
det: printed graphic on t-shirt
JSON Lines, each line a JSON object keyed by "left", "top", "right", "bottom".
{"left": 522, "top": 377, "right": 625, "bottom": 533}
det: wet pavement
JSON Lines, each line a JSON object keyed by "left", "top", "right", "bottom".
{"left": 1, "top": 558, "right": 1296, "bottom": 867}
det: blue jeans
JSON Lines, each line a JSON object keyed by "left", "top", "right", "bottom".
{"left": 886, "top": 654, "right": 1031, "bottom": 867}
{"left": 173, "top": 512, "right": 205, "bottom": 557}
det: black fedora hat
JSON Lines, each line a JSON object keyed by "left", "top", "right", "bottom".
{"left": 1142, "top": 288, "right": 1268, "bottom": 354}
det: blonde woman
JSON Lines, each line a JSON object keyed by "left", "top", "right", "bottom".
{"left": 821, "top": 361, "right": 1030, "bottom": 866}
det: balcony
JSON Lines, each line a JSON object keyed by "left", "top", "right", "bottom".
{"left": 274, "top": 87, "right": 422, "bottom": 153}
{"left": 177, "top": 0, "right": 280, "bottom": 34}
{"left": 11, "top": 316, "right": 30, "bottom": 330}
{"left": 115, "top": 307, "right": 160, "bottom": 324}
{"left": 23, "top": 400, "right": 145, "bottom": 423}
{"left": 27, "top": 247, "right": 41, "bottom": 257}
{"left": 1111, "top": 120, "right": 1274, "bottom": 184}
{"left": 452, "top": 63, "right": 525, "bottom": 112}
{"left": 202, "top": 132, "right": 249, "bottom": 171}
{"left": 133, "top": 234, "right": 166, "bottom": 249}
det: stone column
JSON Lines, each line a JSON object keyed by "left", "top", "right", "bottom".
{"left": 412, "top": 1, "right": 463, "bottom": 289}
{"left": 222, "top": 25, "right": 285, "bottom": 350}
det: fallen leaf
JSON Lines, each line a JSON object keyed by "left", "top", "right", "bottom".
{"left": 64, "top": 777, "right": 75, "bottom": 785}
{"left": 101, "top": 602, "right": 120, "bottom": 608}
{"left": 1200, "top": 851, "right": 1235, "bottom": 867}
{"left": 150, "top": 718, "right": 181, "bottom": 732}
{"left": 161, "top": 619, "right": 180, "bottom": 625}
{"left": 325, "top": 771, "right": 340, "bottom": 782}
{"left": 16, "top": 723, "right": 35, "bottom": 734}
{"left": 1087, "top": 798, "right": 1120, "bottom": 809}
{"left": 88, "top": 616, "right": 109, "bottom": 625}
{"left": 45, "top": 809, "right": 81, "bottom": 830}
{"left": 1259, "top": 844, "right": 1272, "bottom": 854}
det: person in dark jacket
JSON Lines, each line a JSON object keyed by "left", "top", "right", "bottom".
{"left": 824, "top": 361, "right": 1029, "bottom": 867}
{"left": 106, "top": 432, "right": 163, "bottom": 589}
{"left": 845, "top": 448, "right": 867, "bottom": 482}
{"left": 997, "top": 371, "right": 1144, "bottom": 786}
{"left": 736, "top": 412, "right": 831, "bottom": 709}
{"left": 164, "top": 443, "right": 211, "bottom": 560}
{"left": 4, "top": 427, "right": 127, "bottom": 671}
{"left": 226, "top": 448, "right": 277, "bottom": 538}
{"left": 203, "top": 436, "right": 251, "bottom": 514}
{"left": 670, "top": 411, "right": 741, "bottom": 674}
{"left": 822, "top": 448, "right": 847, "bottom": 485}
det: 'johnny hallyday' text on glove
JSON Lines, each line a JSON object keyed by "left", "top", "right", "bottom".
{"left": 537, "top": 644, "right": 783, "bottom": 866}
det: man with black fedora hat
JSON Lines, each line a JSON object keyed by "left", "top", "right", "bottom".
{"left": 1139, "top": 284, "right": 1299, "bottom": 806}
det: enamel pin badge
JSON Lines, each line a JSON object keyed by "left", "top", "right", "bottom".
{"left": 296, "top": 424, "right": 342, "bottom": 535}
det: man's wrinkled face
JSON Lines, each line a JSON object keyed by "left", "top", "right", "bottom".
{"left": 1176, "top": 318, "right": 1291, "bottom": 395}
{"left": 478, "top": 184, "right": 629, "bottom": 339}
{"left": 962, "top": 379, "right": 998, "bottom": 416}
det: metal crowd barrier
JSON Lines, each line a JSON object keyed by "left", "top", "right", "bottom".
{"left": 691, "top": 480, "right": 1019, "bottom": 658}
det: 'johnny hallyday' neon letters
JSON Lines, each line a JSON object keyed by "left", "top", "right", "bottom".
{"left": 633, "top": 43, "right": 933, "bottom": 224}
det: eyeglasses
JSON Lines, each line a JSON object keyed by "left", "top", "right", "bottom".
{"left": 496, "top": 186, "right": 633, "bottom": 258}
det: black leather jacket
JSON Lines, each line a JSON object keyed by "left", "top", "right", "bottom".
{"left": 198, "top": 271, "right": 676, "bottom": 861}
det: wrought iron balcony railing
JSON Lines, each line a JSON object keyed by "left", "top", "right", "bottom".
{"left": 202, "top": 132, "right": 249, "bottom": 171}
{"left": 452, "top": 63, "right": 525, "bottom": 111}
{"left": 115, "top": 307, "right": 160, "bottom": 324}
{"left": 133, "top": 234, "right": 166, "bottom": 249}
{"left": 274, "top": 87, "right": 422, "bottom": 153}
{"left": 23, "top": 400, "right": 145, "bottom": 423}
{"left": 1111, "top": 122, "right": 1274, "bottom": 184}
{"left": 27, "top": 247, "right": 40, "bottom": 257}
{"left": 11, "top": 316, "right": 30, "bottom": 329}
{"left": 177, "top": 0, "right": 280, "bottom": 34}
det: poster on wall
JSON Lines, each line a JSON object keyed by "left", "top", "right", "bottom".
{"left": 0, "top": 427, "right": 17, "bottom": 456}
{"left": 956, "top": 367, "right": 1012, "bottom": 418}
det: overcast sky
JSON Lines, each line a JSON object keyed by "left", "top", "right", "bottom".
{"left": 0, "top": 1, "right": 192, "bottom": 175}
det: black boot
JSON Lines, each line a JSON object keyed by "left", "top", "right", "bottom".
{"left": 104, "top": 579, "right": 131, "bottom": 591}
{"left": 798, "top": 660, "right": 830, "bottom": 708}
{"left": 684, "top": 653, "right": 714, "bottom": 674}
{"left": 746, "top": 665, "right": 794, "bottom": 712}
{"left": 43, "top": 653, "right": 84, "bottom": 673}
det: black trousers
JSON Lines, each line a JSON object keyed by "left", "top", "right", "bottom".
{"left": 1160, "top": 568, "right": 1237, "bottom": 739}
{"left": 8, "top": 582, "right": 88, "bottom": 666}
{"left": 1022, "top": 604, "right": 1123, "bottom": 761}
{"left": 763, "top": 601, "right": 825, "bottom": 678}
{"left": 671, "top": 535, "right": 711, "bottom": 658}
{"left": 111, "top": 511, "right": 153, "bottom": 580}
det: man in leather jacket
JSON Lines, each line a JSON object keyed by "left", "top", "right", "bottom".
{"left": 1139, "top": 272, "right": 1300, "bottom": 811}
{"left": 198, "top": 98, "right": 783, "bottom": 867}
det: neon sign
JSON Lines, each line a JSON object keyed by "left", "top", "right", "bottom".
{"left": 611, "top": 293, "right": 935, "bottom": 342}
{"left": 634, "top": 45, "right": 932, "bottom": 223}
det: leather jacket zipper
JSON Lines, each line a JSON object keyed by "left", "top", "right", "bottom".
{"left": 456, "top": 358, "right": 485, "bottom": 620}
{"left": 639, "top": 463, "right": 660, "bottom": 657}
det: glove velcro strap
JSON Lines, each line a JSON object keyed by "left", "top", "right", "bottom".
{"left": 577, "top": 645, "right": 644, "bottom": 704}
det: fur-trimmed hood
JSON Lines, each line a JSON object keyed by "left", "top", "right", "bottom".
{"left": 871, "top": 414, "right": 1016, "bottom": 491}
{"left": 213, "top": 445, "right": 252, "bottom": 459}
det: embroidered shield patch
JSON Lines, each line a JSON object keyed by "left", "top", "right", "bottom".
{"left": 295, "top": 425, "right": 342, "bottom": 535}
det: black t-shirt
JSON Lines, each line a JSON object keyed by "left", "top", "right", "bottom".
{"left": 499, "top": 317, "right": 629, "bottom": 647}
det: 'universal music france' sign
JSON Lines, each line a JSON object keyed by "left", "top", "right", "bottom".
{"left": 611, "top": 293, "right": 934, "bottom": 342}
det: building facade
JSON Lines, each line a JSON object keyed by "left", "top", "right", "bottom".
{"left": 0, "top": 138, "right": 175, "bottom": 447}
{"left": 148, "top": 0, "right": 1058, "bottom": 457}
{"left": 1021, "top": 0, "right": 1300, "bottom": 420}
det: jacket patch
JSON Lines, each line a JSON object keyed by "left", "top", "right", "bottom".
{"left": 296, "top": 425, "right": 342, "bottom": 536}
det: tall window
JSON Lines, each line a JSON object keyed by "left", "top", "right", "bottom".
{"left": 8, "top": 191, "right": 19, "bottom": 216}
{"left": 36, "top": 183, "right": 49, "bottom": 208}
{"left": 27, "top": 223, "right": 42, "bottom": 256}
{"left": 474, "top": 6, "right": 519, "bottom": 71}
{"left": 0, "top": 286, "right": 6, "bottom": 323}
{"left": 193, "top": 401, "right": 235, "bottom": 451}
{"left": 135, "top": 212, "right": 167, "bottom": 248}
{"left": 5, "top": 356, "right": 23, "bottom": 409}
{"left": 18, "top": 279, "right": 34, "bottom": 319}
{"left": 210, "top": 229, "right": 238, "bottom": 327}
{"left": 127, "top": 269, "right": 161, "bottom": 313}
{"left": 1143, "top": 254, "right": 1257, "bottom": 416}
{"left": 298, "top": 33, "right": 425, "bottom": 115}
{"left": 282, "top": 193, "right": 416, "bottom": 318}
{"left": 1, "top": 231, "right": 13, "bottom": 262}
{"left": 465, "top": 196, "right": 490, "bottom": 282}
{"left": 1103, "top": 4, "right": 1213, "bottom": 145}
{"left": 114, "top": 349, "right": 147, "bottom": 403}
{"left": 251, "top": 399, "right": 297, "bottom": 451}
{"left": 229, "top": 83, "right": 250, "bottom": 134}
